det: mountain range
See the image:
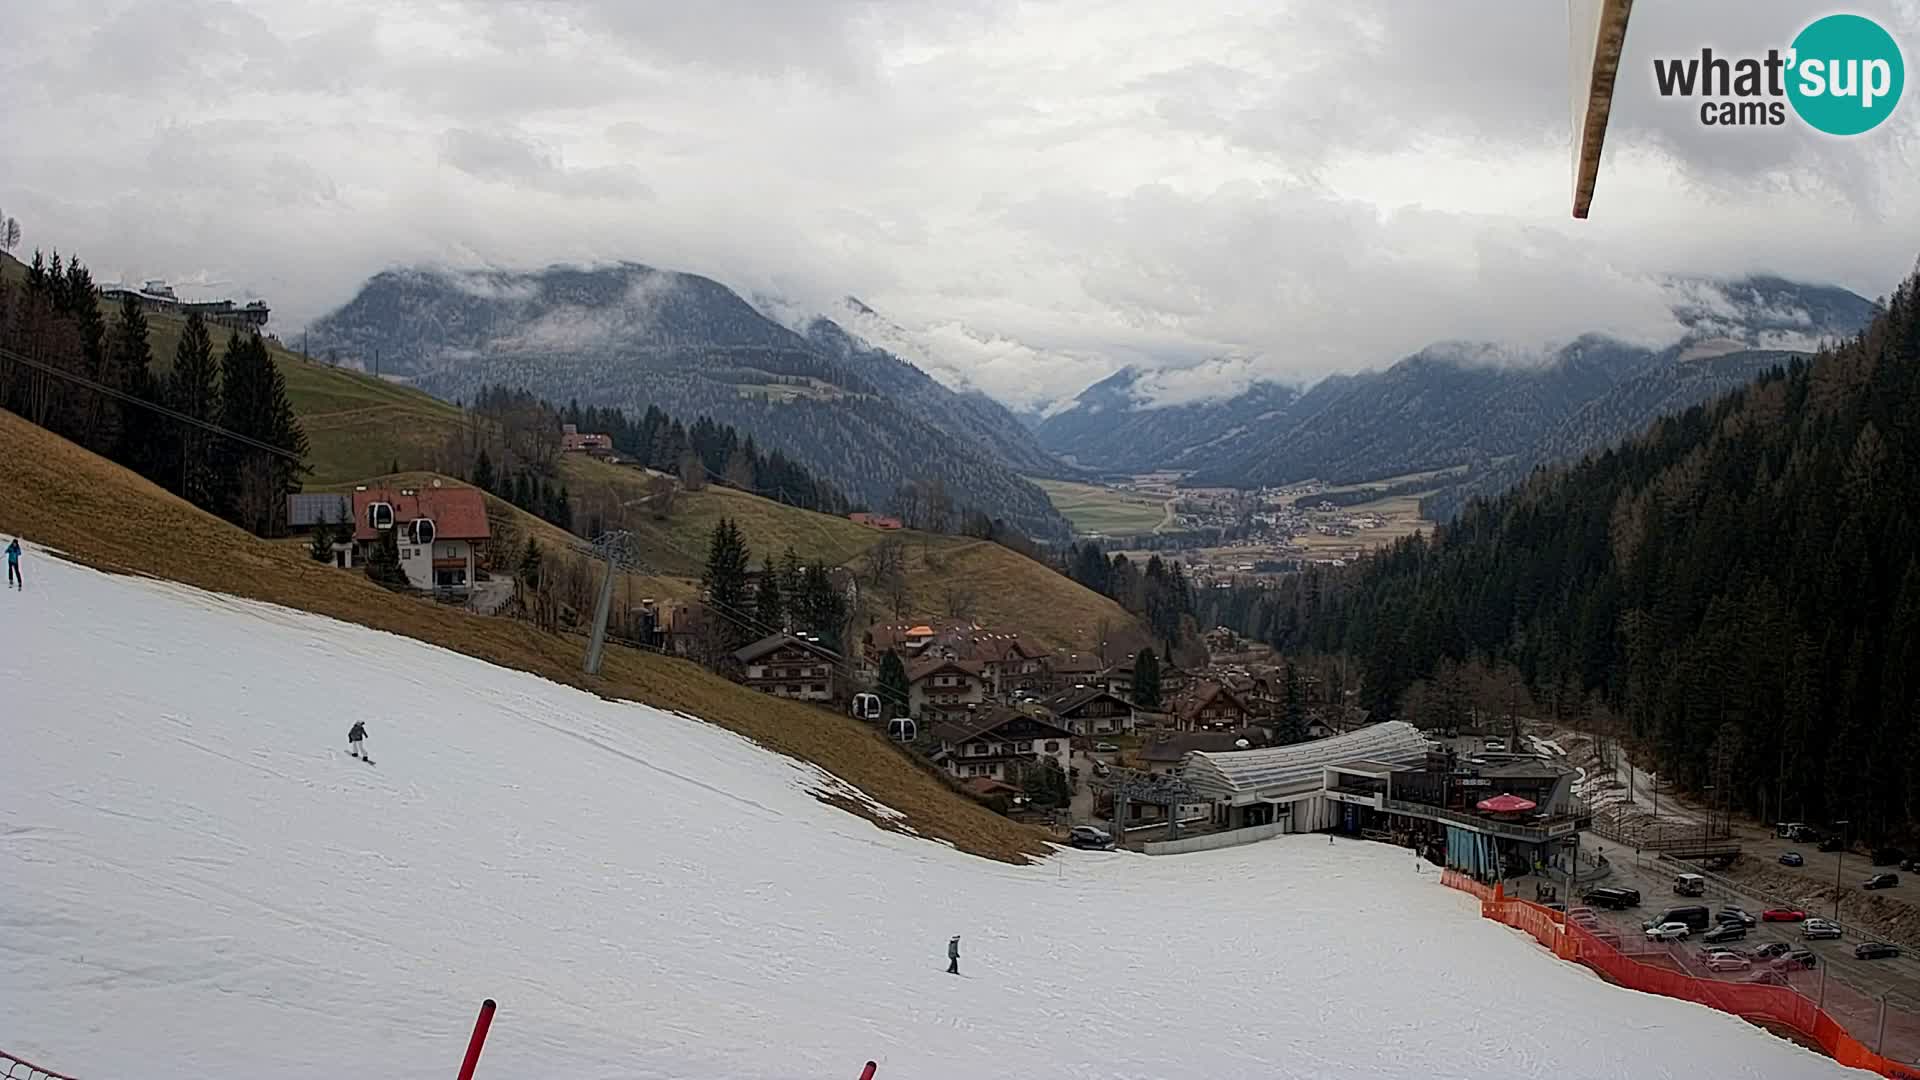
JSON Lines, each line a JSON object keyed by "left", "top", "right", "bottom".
{"left": 1035, "top": 276, "right": 1880, "bottom": 517}
{"left": 305, "top": 264, "right": 1073, "bottom": 540}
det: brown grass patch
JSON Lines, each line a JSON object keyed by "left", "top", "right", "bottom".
{"left": 0, "top": 408, "right": 1046, "bottom": 864}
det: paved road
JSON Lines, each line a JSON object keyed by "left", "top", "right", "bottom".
{"left": 1583, "top": 840, "right": 1920, "bottom": 1064}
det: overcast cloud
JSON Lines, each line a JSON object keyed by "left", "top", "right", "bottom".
{"left": 3, "top": 0, "right": 1916, "bottom": 410}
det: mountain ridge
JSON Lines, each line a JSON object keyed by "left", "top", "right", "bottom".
{"left": 305, "top": 263, "right": 1072, "bottom": 541}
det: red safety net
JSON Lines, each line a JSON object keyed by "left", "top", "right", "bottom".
{"left": 3, "top": 1050, "right": 84, "bottom": 1080}
{"left": 1439, "top": 873, "right": 1920, "bottom": 1078}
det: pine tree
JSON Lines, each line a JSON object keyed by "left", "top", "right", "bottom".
{"left": 702, "top": 518, "right": 752, "bottom": 646}
{"left": 168, "top": 311, "right": 220, "bottom": 510}
{"left": 1132, "top": 648, "right": 1162, "bottom": 708}
{"left": 107, "top": 293, "right": 158, "bottom": 478}
{"left": 364, "top": 526, "right": 409, "bottom": 589}
{"left": 878, "top": 649, "right": 910, "bottom": 719}
{"left": 1277, "top": 662, "right": 1307, "bottom": 745}
{"left": 520, "top": 539, "right": 544, "bottom": 591}
{"left": 796, "top": 562, "right": 848, "bottom": 653}
{"left": 214, "top": 333, "right": 307, "bottom": 535}
{"left": 755, "top": 552, "right": 786, "bottom": 633}
{"left": 310, "top": 518, "right": 336, "bottom": 561}
{"left": 473, "top": 448, "right": 496, "bottom": 493}
{"left": 553, "top": 484, "right": 573, "bottom": 533}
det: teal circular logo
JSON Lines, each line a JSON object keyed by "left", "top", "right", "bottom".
{"left": 1787, "top": 14, "right": 1905, "bottom": 135}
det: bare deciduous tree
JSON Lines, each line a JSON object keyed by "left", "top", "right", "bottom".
{"left": 646, "top": 474, "right": 677, "bottom": 520}
{"left": 943, "top": 583, "right": 977, "bottom": 622}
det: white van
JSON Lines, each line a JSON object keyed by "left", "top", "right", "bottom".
{"left": 1673, "top": 873, "right": 1707, "bottom": 897}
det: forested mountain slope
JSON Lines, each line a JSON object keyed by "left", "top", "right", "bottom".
{"left": 1271, "top": 264, "right": 1920, "bottom": 842}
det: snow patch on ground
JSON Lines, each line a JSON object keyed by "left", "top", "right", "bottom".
{"left": 0, "top": 555, "right": 1856, "bottom": 1079}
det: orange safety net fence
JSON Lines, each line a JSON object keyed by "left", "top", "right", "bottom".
{"left": 1439, "top": 870, "right": 1920, "bottom": 1079}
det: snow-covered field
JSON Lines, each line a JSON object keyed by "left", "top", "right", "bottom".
{"left": 0, "top": 554, "right": 1861, "bottom": 1079}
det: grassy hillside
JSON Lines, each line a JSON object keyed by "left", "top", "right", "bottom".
{"left": 0, "top": 249, "right": 1136, "bottom": 652}
{"left": 0, "top": 407, "right": 1044, "bottom": 863}
{"left": 558, "top": 455, "right": 1139, "bottom": 652}
{"left": 0, "top": 249, "right": 468, "bottom": 486}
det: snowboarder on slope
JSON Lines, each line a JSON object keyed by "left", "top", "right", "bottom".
{"left": 947, "top": 935, "right": 961, "bottom": 975}
{"left": 5, "top": 538, "right": 20, "bottom": 590}
{"left": 347, "top": 720, "right": 369, "bottom": 760}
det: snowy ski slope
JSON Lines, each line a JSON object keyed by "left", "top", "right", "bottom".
{"left": 0, "top": 553, "right": 1862, "bottom": 1079}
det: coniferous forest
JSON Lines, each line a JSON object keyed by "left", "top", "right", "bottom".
{"left": 1257, "top": 262, "right": 1920, "bottom": 843}
{"left": 0, "top": 250, "right": 308, "bottom": 535}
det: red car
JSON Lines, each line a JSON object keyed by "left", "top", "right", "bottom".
{"left": 1763, "top": 907, "right": 1808, "bottom": 922}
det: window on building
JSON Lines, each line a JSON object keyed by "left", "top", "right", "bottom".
{"left": 1018, "top": 741, "right": 1032, "bottom": 751}
{"left": 1044, "top": 741, "right": 1059, "bottom": 752}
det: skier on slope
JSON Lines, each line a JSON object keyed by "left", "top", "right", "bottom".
{"left": 947, "top": 935, "right": 961, "bottom": 975}
{"left": 5, "top": 538, "right": 21, "bottom": 590}
{"left": 347, "top": 720, "right": 369, "bottom": 761}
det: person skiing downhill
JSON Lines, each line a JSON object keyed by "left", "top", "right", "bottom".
{"left": 5, "top": 538, "right": 20, "bottom": 590}
{"left": 947, "top": 935, "right": 961, "bottom": 975}
{"left": 347, "top": 720, "right": 369, "bottom": 761}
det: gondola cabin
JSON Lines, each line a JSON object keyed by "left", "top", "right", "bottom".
{"left": 851, "top": 693, "right": 882, "bottom": 721}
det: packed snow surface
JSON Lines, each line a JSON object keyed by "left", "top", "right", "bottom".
{"left": 1, "top": 554, "right": 1859, "bottom": 1079}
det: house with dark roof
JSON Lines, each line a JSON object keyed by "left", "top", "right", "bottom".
{"left": 908, "top": 657, "right": 987, "bottom": 720}
{"left": 350, "top": 485, "right": 490, "bottom": 591}
{"left": 1170, "top": 679, "right": 1253, "bottom": 732}
{"left": 932, "top": 705, "right": 1075, "bottom": 783}
{"left": 1138, "top": 730, "right": 1272, "bottom": 775}
{"left": 1041, "top": 686, "right": 1136, "bottom": 737}
{"left": 1047, "top": 652, "right": 1106, "bottom": 693}
{"left": 733, "top": 633, "right": 842, "bottom": 702}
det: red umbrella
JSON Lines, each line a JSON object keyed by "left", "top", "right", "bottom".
{"left": 1476, "top": 793, "right": 1537, "bottom": 813}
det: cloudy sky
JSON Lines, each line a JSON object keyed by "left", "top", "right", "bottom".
{"left": 3, "top": 0, "right": 1917, "bottom": 410}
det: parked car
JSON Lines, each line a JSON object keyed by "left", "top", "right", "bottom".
{"left": 1779, "top": 851, "right": 1806, "bottom": 867}
{"left": 1854, "top": 942, "right": 1903, "bottom": 961}
{"left": 1863, "top": 873, "right": 1901, "bottom": 890}
{"left": 1871, "top": 847, "right": 1907, "bottom": 867}
{"left": 1646, "top": 922, "right": 1692, "bottom": 942}
{"left": 1903, "top": 857, "right": 1920, "bottom": 873}
{"left": 1067, "top": 825, "right": 1114, "bottom": 850}
{"left": 1705, "top": 953, "right": 1753, "bottom": 973}
{"left": 1774, "top": 949, "right": 1820, "bottom": 970}
{"left": 1751, "top": 941, "right": 1794, "bottom": 960}
{"left": 1747, "top": 968, "right": 1791, "bottom": 986}
{"left": 1672, "top": 873, "right": 1707, "bottom": 897}
{"left": 1566, "top": 907, "right": 1600, "bottom": 927}
{"left": 1819, "top": 836, "right": 1847, "bottom": 852}
{"left": 1093, "top": 742, "right": 1120, "bottom": 753}
{"left": 1716, "top": 907, "right": 1758, "bottom": 928}
{"left": 1645, "top": 906, "right": 1712, "bottom": 932}
{"left": 1802, "top": 919, "right": 1844, "bottom": 941}
{"left": 1762, "top": 907, "right": 1808, "bottom": 922}
{"left": 1582, "top": 886, "right": 1640, "bottom": 909}
{"left": 1589, "top": 927, "right": 1623, "bottom": 947}
{"left": 1702, "top": 922, "right": 1748, "bottom": 945}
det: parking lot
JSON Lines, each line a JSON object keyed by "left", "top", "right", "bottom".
{"left": 1574, "top": 840, "right": 1920, "bottom": 1065}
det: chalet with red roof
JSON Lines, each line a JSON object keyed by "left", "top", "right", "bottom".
{"left": 350, "top": 485, "right": 490, "bottom": 592}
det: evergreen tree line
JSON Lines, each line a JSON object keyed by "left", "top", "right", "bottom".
{"left": 553, "top": 394, "right": 848, "bottom": 514}
{"left": 467, "top": 445, "right": 573, "bottom": 533}
{"left": 701, "top": 517, "right": 851, "bottom": 656}
{"left": 1274, "top": 264, "right": 1920, "bottom": 843}
{"left": 1, "top": 250, "right": 307, "bottom": 535}
{"left": 1064, "top": 543, "right": 1199, "bottom": 652}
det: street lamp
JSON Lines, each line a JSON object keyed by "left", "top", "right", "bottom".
{"left": 1832, "top": 819, "right": 1851, "bottom": 922}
